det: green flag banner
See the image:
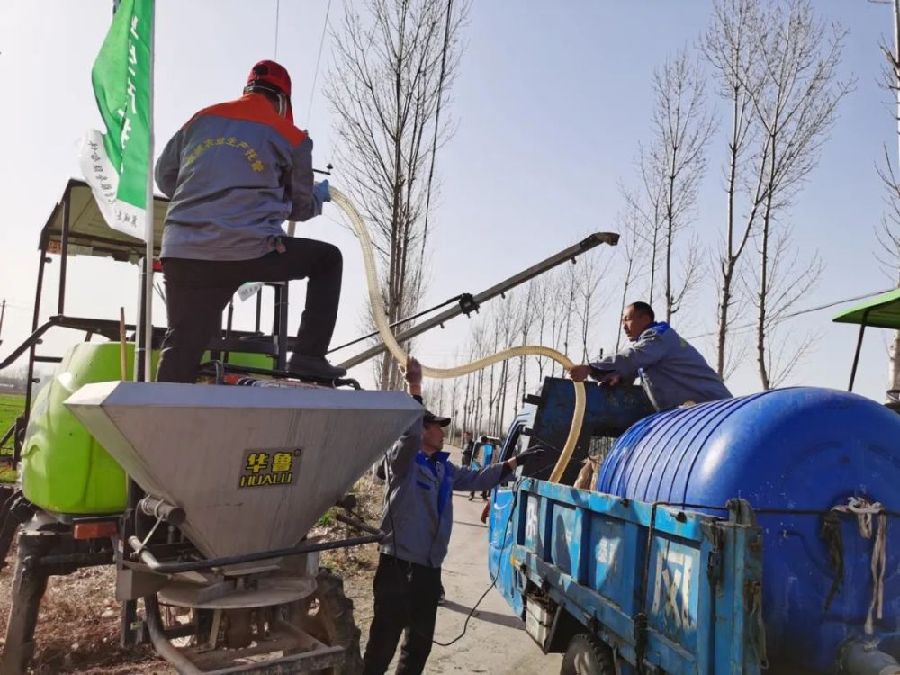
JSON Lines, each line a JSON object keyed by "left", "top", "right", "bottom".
{"left": 80, "top": 0, "right": 154, "bottom": 239}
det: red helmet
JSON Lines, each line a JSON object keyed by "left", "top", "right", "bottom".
{"left": 246, "top": 60, "right": 292, "bottom": 97}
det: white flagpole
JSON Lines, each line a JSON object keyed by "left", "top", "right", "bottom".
{"left": 139, "top": 0, "right": 156, "bottom": 382}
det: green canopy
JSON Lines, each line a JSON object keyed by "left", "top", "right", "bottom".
{"left": 833, "top": 288, "right": 900, "bottom": 330}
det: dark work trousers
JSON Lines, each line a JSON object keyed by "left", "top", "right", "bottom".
{"left": 362, "top": 553, "right": 442, "bottom": 675}
{"left": 156, "top": 238, "right": 342, "bottom": 383}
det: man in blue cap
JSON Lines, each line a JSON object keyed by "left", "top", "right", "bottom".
{"left": 363, "top": 358, "right": 543, "bottom": 675}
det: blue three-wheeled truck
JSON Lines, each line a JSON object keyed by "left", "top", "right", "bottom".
{"left": 487, "top": 293, "right": 900, "bottom": 675}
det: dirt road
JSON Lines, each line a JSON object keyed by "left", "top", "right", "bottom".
{"left": 355, "top": 444, "right": 562, "bottom": 673}
{"left": 422, "top": 492, "right": 562, "bottom": 674}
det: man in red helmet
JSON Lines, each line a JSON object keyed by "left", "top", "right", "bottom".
{"left": 154, "top": 60, "right": 345, "bottom": 382}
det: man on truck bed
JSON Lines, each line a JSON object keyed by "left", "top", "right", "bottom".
{"left": 363, "top": 358, "right": 542, "bottom": 675}
{"left": 154, "top": 59, "right": 345, "bottom": 383}
{"left": 569, "top": 301, "right": 732, "bottom": 410}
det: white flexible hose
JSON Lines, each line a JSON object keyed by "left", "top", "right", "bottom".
{"left": 330, "top": 187, "right": 585, "bottom": 483}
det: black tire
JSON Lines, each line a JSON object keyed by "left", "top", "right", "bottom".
{"left": 0, "top": 533, "right": 50, "bottom": 674}
{"left": 560, "top": 633, "right": 616, "bottom": 675}
{"left": 0, "top": 486, "right": 17, "bottom": 571}
{"left": 289, "top": 567, "right": 364, "bottom": 675}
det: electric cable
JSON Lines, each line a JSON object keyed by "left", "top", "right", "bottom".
{"left": 306, "top": 0, "right": 333, "bottom": 125}
{"left": 685, "top": 288, "right": 896, "bottom": 340}
{"left": 432, "top": 474, "right": 524, "bottom": 647}
{"left": 273, "top": 0, "right": 280, "bottom": 59}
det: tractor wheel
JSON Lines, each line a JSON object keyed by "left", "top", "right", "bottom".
{"left": 288, "top": 567, "right": 364, "bottom": 675}
{"left": 560, "top": 633, "right": 616, "bottom": 675}
{"left": 0, "top": 485, "right": 16, "bottom": 571}
{"left": 0, "top": 532, "right": 50, "bottom": 674}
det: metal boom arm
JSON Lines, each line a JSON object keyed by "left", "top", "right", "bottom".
{"left": 337, "top": 231, "right": 619, "bottom": 370}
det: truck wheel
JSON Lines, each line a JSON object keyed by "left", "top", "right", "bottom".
{"left": 289, "top": 567, "right": 364, "bottom": 675}
{"left": 561, "top": 633, "right": 615, "bottom": 675}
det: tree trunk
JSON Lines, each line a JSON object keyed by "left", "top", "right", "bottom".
{"left": 717, "top": 83, "right": 741, "bottom": 377}
{"left": 757, "top": 213, "right": 773, "bottom": 389}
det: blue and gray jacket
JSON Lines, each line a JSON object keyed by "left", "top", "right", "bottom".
{"left": 155, "top": 93, "right": 323, "bottom": 261}
{"left": 590, "top": 322, "right": 732, "bottom": 411}
{"left": 377, "top": 417, "right": 510, "bottom": 568}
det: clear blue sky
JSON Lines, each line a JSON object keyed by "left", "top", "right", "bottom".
{"left": 0, "top": 1, "right": 894, "bottom": 400}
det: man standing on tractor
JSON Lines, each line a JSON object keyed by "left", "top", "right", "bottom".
{"left": 154, "top": 60, "right": 345, "bottom": 383}
{"left": 363, "top": 358, "right": 543, "bottom": 675}
{"left": 569, "top": 301, "right": 732, "bottom": 410}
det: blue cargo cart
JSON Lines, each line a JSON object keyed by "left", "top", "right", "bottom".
{"left": 488, "top": 378, "right": 900, "bottom": 674}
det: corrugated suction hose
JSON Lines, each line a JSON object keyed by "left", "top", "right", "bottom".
{"left": 331, "top": 187, "right": 584, "bottom": 483}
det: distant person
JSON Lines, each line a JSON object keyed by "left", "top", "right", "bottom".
{"left": 469, "top": 435, "right": 493, "bottom": 501}
{"left": 479, "top": 436, "right": 496, "bottom": 501}
{"left": 154, "top": 59, "right": 345, "bottom": 383}
{"left": 363, "top": 358, "right": 543, "bottom": 675}
{"left": 570, "top": 301, "right": 732, "bottom": 410}
{"left": 460, "top": 431, "right": 475, "bottom": 467}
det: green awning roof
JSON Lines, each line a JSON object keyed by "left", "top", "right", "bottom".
{"left": 832, "top": 288, "right": 900, "bottom": 329}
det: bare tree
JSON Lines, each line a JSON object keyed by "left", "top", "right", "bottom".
{"left": 613, "top": 207, "right": 647, "bottom": 352}
{"left": 652, "top": 51, "right": 715, "bottom": 320}
{"left": 740, "top": 0, "right": 852, "bottom": 388}
{"left": 877, "top": 149, "right": 900, "bottom": 279}
{"left": 621, "top": 152, "right": 664, "bottom": 307}
{"left": 513, "top": 283, "right": 536, "bottom": 406}
{"left": 572, "top": 249, "right": 610, "bottom": 361}
{"left": 624, "top": 51, "right": 713, "bottom": 321}
{"left": 530, "top": 276, "right": 553, "bottom": 382}
{"left": 703, "top": 0, "right": 768, "bottom": 377}
{"left": 327, "top": 0, "right": 467, "bottom": 389}
{"left": 745, "top": 228, "right": 823, "bottom": 387}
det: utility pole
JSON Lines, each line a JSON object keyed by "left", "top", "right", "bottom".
{"left": 0, "top": 299, "right": 5, "bottom": 347}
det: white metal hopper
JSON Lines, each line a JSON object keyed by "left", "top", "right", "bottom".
{"left": 64, "top": 382, "right": 422, "bottom": 559}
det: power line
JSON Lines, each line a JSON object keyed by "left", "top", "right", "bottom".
{"left": 685, "top": 288, "right": 896, "bottom": 340}
{"left": 306, "top": 0, "right": 333, "bottom": 125}
{"left": 273, "top": 0, "right": 281, "bottom": 59}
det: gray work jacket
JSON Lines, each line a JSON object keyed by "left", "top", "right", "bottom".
{"left": 377, "top": 417, "right": 509, "bottom": 568}
{"left": 591, "top": 322, "right": 732, "bottom": 410}
{"left": 155, "top": 93, "right": 321, "bottom": 261}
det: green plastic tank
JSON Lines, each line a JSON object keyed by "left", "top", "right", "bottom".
{"left": 22, "top": 342, "right": 274, "bottom": 515}
{"left": 22, "top": 342, "right": 156, "bottom": 514}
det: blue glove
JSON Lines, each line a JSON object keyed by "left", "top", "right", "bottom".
{"left": 313, "top": 179, "right": 331, "bottom": 204}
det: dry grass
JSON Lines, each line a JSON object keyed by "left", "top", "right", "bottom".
{"left": 0, "top": 545, "right": 170, "bottom": 673}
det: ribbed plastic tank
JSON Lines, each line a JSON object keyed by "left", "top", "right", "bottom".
{"left": 22, "top": 343, "right": 154, "bottom": 514}
{"left": 596, "top": 387, "right": 900, "bottom": 672}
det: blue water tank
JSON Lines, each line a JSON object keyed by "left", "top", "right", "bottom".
{"left": 596, "top": 387, "right": 900, "bottom": 672}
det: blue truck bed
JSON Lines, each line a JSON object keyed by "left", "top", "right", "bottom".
{"left": 490, "top": 478, "right": 765, "bottom": 674}
{"left": 487, "top": 379, "right": 767, "bottom": 674}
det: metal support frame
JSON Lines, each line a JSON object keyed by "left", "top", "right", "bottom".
{"left": 272, "top": 282, "right": 290, "bottom": 371}
{"left": 57, "top": 194, "right": 70, "bottom": 315}
{"left": 21, "top": 248, "right": 48, "bottom": 461}
{"left": 127, "top": 532, "right": 381, "bottom": 574}
{"left": 849, "top": 309, "right": 870, "bottom": 391}
{"left": 255, "top": 291, "right": 263, "bottom": 333}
